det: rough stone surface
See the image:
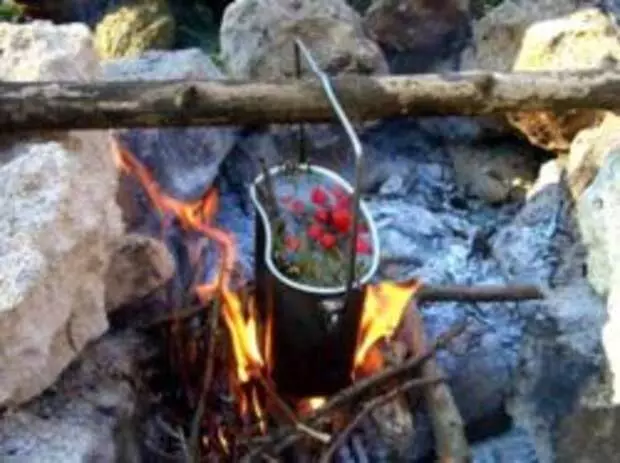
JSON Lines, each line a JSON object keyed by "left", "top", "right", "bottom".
{"left": 213, "top": 117, "right": 602, "bottom": 460}
{"left": 363, "top": 0, "right": 471, "bottom": 72}
{"left": 507, "top": 8, "right": 620, "bottom": 152}
{"left": 461, "top": 0, "right": 596, "bottom": 72}
{"left": 566, "top": 112, "right": 620, "bottom": 198}
{"left": 0, "top": 22, "right": 123, "bottom": 407}
{"left": 448, "top": 140, "right": 539, "bottom": 204}
{"left": 105, "top": 234, "right": 175, "bottom": 312}
{"left": 220, "top": 0, "right": 389, "bottom": 79}
{"left": 577, "top": 150, "right": 620, "bottom": 297}
{"left": 103, "top": 49, "right": 239, "bottom": 206}
{"left": 492, "top": 158, "right": 606, "bottom": 462}
{"left": 0, "top": 328, "right": 149, "bottom": 463}
{"left": 93, "top": 0, "right": 175, "bottom": 59}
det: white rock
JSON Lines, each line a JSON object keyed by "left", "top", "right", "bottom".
{"left": 220, "top": 0, "right": 388, "bottom": 79}
{"left": 0, "top": 21, "right": 123, "bottom": 406}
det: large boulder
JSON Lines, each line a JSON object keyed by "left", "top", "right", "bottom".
{"left": 93, "top": 0, "right": 175, "bottom": 59}
{"left": 546, "top": 149, "right": 620, "bottom": 461}
{"left": 492, "top": 158, "right": 607, "bottom": 461}
{"left": 0, "top": 22, "right": 123, "bottom": 406}
{"left": 363, "top": 0, "right": 471, "bottom": 72}
{"left": 566, "top": 112, "right": 620, "bottom": 198}
{"left": 220, "top": 0, "right": 388, "bottom": 79}
{"left": 461, "top": 0, "right": 596, "bottom": 72}
{"left": 103, "top": 49, "right": 239, "bottom": 217}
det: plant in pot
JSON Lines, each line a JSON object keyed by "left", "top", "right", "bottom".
{"left": 250, "top": 161, "right": 380, "bottom": 398}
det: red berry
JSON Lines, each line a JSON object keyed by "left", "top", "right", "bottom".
{"left": 290, "top": 199, "right": 305, "bottom": 215}
{"left": 320, "top": 233, "right": 337, "bottom": 249}
{"left": 336, "top": 195, "right": 351, "bottom": 209}
{"left": 314, "top": 208, "right": 330, "bottom": 223}
{"left": 285, "top": 235, "right": 300, "bottom": 252}
{"left": 307, "top": 223, "right": 323, "bottom": 240}
{"left": 356, "top": 236, "right": 372, "bottom": 254}
{"left": 331, "top": 208, "right": 352, "bottom": 233}
{"left": 310, "top": 187, "right": 328, "bottom": 205}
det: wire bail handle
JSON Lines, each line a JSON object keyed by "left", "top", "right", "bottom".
{"left": 293, "top": 38, "right": 367, "bottom": 295}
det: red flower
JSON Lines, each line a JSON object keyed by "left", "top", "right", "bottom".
{"left": 331, "top": 208, "right": 352, "bottom": 233}
{"left": 290, "top": 199, "right": 305, "bottom": 215}
{"left": 310, "top": 187, "right": 328, "bottom": 205}
{"left": 314, "top": 208, "right": 330, "bottom": 223}
{"left": 307, "top": 223, "right": 323, "bottom": 240}
{"left": 355, "top": 236, "right": 372, "bottom": 255}
{"left": 320, "top": 233, "right": 337, "bottom": 249}
{"left": 285, "top": 235, "right": 300, "bottom": 252}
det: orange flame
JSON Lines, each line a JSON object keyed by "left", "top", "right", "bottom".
{"left": 112, "top": 139, "right": 263, "bottom": 388}
{"left": 354, "top": 280, "right": 421, "bottom": 377}
{"left": 113, "top": 138, "right": 420, "bottom": 432}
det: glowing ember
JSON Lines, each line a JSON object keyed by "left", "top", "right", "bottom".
{"left": 112, "top": 138, "right": 422, "bottom": 451}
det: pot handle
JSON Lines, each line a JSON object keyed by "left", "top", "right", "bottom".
{"left": 294, "top": 38, "right": 367, "bottom": 295}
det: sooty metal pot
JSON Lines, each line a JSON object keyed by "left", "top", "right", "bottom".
{"left": 250, "top": 164, "right": 380, "bottom": 398}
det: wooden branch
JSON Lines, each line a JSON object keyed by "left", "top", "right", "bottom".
{"left": 318, "top": 375, "right": 445, "bottom": 463}
{"left": 2, "top": 69, "right": 620, "bottom": 130}
{"left": 406, "top": 302, "right": 470, "bottom": 462}
{"left": 417, "top": 283, "right": 544, "bottom": 302}
{"left": 240, "top": 322, "right": 467, "bottom": 461}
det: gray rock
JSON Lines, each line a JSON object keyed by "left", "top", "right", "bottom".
{"left": 0, "top": 329, "right": 149, "bottom": 463}
{"left": 103, "top": 49, "right": 239, "bottom": 202}
{"left": 0, "top": 22, "right": 123, "bottom": 407}
{"left": 220, "top": 0, "right": 388, "bottom": 79}
{"left": 547, "top": 148, "right": 620, "bottom": 462}
{"left": 577, "top": 149, "right": 620, "bottom": 296}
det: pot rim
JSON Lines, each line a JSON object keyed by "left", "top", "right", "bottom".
{"left": 250, "top": 163, "right": 381, "bottom": 296}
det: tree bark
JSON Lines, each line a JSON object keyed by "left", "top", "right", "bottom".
{"left": 1, "top": 69, "right": 619, "bottom": 131}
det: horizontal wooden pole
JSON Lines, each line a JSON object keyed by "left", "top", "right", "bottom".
{"left": 1, "top": 69, "right": 618, "bottom": 130}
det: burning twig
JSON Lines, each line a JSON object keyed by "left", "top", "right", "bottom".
{"left": 241, "top": 322, "right": 466, "bottom": 460}
{"left": 406, "top": 302, "right": 470, "bottom": 462}
{"left": 186, "top": 300, "right": 221, "bottom": 461}
{"left": 318, "top": 375, "right": 445, "bottom": 463}
{"left": 417, "top": 283, "right": 544, "bottom": 302}
{"left": 256, "top": 375, "right": 331, "bottom": 444}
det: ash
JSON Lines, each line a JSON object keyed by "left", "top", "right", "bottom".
{"left": 210, "top": 117, "right": 600, "bottom": 462}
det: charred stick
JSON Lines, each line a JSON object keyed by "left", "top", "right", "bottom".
{"left": 187, "top": 300, "right": 221, "bottom": 459}
{"left": 241, "top": 322, "right": 466, "bottom": 460}
{"left": 417, "top": 283, "right": 544, "bottom": 302}
{"left": 407, "top": 303, "right": 470, "bottom": 462}
{"left": 256, "top": 375, "right": 330, "bottom": 444}
{"left": 318, "top": 375, "right": 445, "bottom": 463}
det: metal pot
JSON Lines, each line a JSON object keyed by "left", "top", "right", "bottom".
{"left": 250, "top": 164, "right": 380, "bottom": 398}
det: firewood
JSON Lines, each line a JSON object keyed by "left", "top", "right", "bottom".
{"left": 1, "top": 69, "right": 620, "bottom": 130}
{"left": 406, "top": 302, "right": 470, "bottom": 462}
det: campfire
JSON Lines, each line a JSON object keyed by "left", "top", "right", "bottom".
{"left": 104, "top": 40, "right": 547, "bottom": 463}
{"left": 112, "top": 130, "right": 438, "bottom": 460}
{"left": 109, "top": 40, "right": 461, "bottom": 461}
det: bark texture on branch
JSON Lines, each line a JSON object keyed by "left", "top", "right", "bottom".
{"left": 405, "top": 302, "right": 470, "bottom": 462}
{"left": 2, "top": 69, "right": 620, "bottom": 130}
